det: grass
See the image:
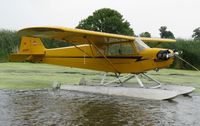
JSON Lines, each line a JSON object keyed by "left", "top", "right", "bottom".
{"left": 0, "top": 63, "right": 200, "bottom": 91}
{"left": 0, "top": 63, "right": 100, "bottom": 89}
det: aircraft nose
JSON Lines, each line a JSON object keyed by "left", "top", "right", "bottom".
{"left": 156, "top": 49, "right": 182, "bottom": 61}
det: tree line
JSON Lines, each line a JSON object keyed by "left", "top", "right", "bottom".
{"left": 77, "top": 8, "right": 200, "bottom": 40}
{"left": 0, "top": 8, "right": 200, "bottom": 70}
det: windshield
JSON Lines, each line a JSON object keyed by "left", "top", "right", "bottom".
{"left": 134, "top": 38, "right": 150, "bottom": 52}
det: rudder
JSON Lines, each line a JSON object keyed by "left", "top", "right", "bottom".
{"left": 9, "top": 37, "right": 45, "bottom": 62}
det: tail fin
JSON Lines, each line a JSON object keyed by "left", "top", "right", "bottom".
{"left": 19, "top": 36, "right": 46, "bottom": 54}
{"left": 9, "top": 37, "right": 45, "bottom": 62}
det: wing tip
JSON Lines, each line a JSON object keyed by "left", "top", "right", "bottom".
{"left": 139, "top": 37, "right": 176, "bottom": 43}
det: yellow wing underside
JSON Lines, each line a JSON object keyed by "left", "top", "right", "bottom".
{"left": 18, "top": 26, "right": 176, "bottom": 45}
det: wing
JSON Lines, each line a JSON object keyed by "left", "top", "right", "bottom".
{"left": 17, "top": 26, "right": 176, "bottom": 73}
{"left": 18, "top": 26, "right": 176, "bottom": 45}
{"left": 18, "top": 26, "right": 133, "bottom": 45}
{"left": 139, "top": 37, "right": 176, "bottom": 43}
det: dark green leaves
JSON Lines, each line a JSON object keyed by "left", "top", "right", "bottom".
{"left": 192, "top": 27, "right": 200, "bottom": 41}
{"left": 76, "top": 8, "right": 134, "bottom": 36}
{"left": 140, "top": 32, "right": 151, "bottom": 38}
{"left": 159, "top": 26, "right": 175, "bottom": 39}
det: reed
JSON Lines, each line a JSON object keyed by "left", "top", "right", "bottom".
{"left": 0, "top": 30, "right": 19, "bottom": 61}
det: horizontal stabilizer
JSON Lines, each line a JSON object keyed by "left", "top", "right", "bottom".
{"left": 9, "top": 54, "right": 44, "bottom": 62}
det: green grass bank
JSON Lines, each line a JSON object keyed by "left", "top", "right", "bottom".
{"left": 0, "top": 63, "right": 199, "bottom": 92}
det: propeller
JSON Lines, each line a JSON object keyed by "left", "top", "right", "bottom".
{"left": 174, "top": 52, "right": 200, "bottom": 72}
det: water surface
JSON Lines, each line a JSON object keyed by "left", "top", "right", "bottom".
{"left": 0, "top": 89, "right": 199, "bottom": 126}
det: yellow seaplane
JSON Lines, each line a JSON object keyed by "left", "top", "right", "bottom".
{"left": 9, "top": 26, "right": 195, "bottom": 100}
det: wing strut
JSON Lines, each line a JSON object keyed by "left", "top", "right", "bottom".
{"left": 86, "top": 39, "right": 120, "bottom": 73}
{"left": 89, "top": 44, "right": 95, "bottom": 56}
{"left": 71, "top": 43, "right": 91, "bottom": 57}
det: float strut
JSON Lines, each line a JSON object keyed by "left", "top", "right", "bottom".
{"left": 142, "top": 73, "right": 162, "bottom": 89}
{"left": 100, "top": 73, "right": 107, "bottom": 85}
{"left": 135, "top": 74, "right": 144, "bottom": 88}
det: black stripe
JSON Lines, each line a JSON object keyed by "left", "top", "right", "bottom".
{"left": 45, "top": 56, "right": 149, "bottom": 62}
{"left": 45, "top": 56, "right": 142, "bottom": 59}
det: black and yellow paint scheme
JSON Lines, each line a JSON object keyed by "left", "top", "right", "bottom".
{"left": 10, "top": 26, "right": 176, "bottom": 74}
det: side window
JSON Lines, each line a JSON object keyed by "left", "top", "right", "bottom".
{"left": 106, "top": 43, "right": 134, "bottom": 56}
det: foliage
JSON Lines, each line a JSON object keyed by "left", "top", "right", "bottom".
{"left": 140, "top": 32, "right": 151, "bottom": 37}
{"left": 159, "top": 26, "right": 175, "bottom": 39}
{"left": 42, "top": 38, "right": 72, "bottom": 49}
{"left": 192, "top": 27, "right": 200, "bottom": 41}
{"left": 76, "top": 8, "right": 134, "bottom": 36}
{"left": 0, "top": 30, "right": 19, "bottom": 61}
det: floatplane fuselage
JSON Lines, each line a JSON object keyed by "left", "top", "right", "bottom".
{"left": 9, "top": 27, "right": 195, "bottom": 100}
{"left": 10, "top": 36, "right": 175, "bottom": 74}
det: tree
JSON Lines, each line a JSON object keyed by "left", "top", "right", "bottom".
{"left": 76, "top": 8, "right": 134, "bottom": 36}
{"left": 192, "top": 27, "right": 200, "bottom": 41}
{"left": 139, "top": 32, "right": 151, "bottom": 37}
{"left": 159, "top": 26, "right": 175, "bottom": 39}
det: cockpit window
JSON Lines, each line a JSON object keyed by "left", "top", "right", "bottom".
{"left": 106, "top": 43, "right": 134, "bottom": 56}
{"left": 134, "top": 38, "right": 150, "bottom": 52}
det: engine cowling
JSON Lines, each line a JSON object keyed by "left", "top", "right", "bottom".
{"left": 156, "top": 50, "right": 171, "bottom": 61}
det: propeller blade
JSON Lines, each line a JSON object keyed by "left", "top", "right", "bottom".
{"left": 175, "top": 55, "right": 200, "bottom": 72}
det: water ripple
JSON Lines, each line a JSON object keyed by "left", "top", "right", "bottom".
{"left": 0, "top": 89, "right": 199, "bottom": 126}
